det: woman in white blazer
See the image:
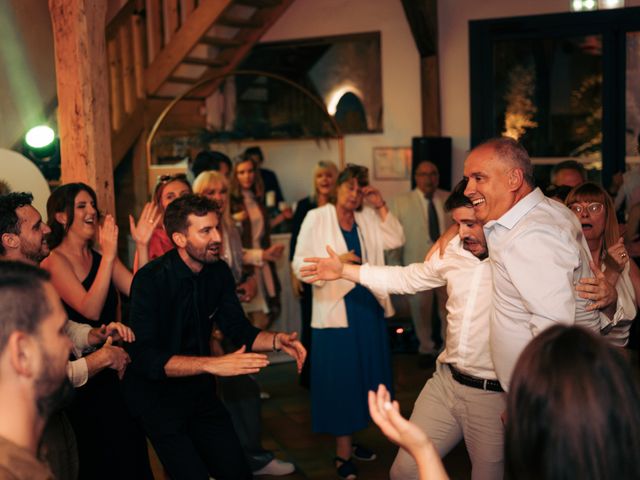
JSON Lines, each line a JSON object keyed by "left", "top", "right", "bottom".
{"left": 292, "top": 164, "right": 405, "bottom": 479}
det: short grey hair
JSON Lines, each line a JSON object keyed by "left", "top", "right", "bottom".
{"left": 477, "top": 137, "right": 535, "bottom": 187}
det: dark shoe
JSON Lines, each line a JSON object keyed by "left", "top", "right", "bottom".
{"left": 335, "top": 456, "right": 357, "bottom": 479}
{"left": 418, "top": 353, "right": 437, "bottom": 369}
{"left": 351, "top": 444, "right": 377, "bottom": 461}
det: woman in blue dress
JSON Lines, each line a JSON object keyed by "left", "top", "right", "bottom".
{"left": 292, "top": 164, "right": 405, "bottom": 479}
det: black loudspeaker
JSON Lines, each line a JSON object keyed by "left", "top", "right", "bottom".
{"left": 411, "top": 137, "right": 452, "bottom": 190}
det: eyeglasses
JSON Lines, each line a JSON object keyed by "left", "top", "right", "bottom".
{"left": 569, "top": 202, "right": 604, "bottom": 215}
{"left": 158, "top": 173, "right": 188, "bottom": 184}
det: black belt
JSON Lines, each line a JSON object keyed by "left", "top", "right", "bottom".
{"left": 448, "top": 364, "right": 504, "bottom": 393}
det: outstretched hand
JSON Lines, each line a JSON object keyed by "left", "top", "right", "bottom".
{"left": 577, "top": 260, "right": 618, "bottom": 311}
{"left": 206, "top": 345, "right": 270, "bottom": 376}
{"left": 300, "top": 246, "right": 345, "bottom": 282}
{"left": 276, "top": 332, "right": 307, "bottom": 373}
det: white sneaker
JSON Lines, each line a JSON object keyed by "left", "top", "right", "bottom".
{"left": 253, "top": 458, "right": 295, "bottom": 476}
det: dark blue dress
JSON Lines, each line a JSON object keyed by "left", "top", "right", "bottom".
{"left": 311, "top": 224, "right": 393, "bottom": 436}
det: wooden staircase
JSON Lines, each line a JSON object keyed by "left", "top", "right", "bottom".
{"left": 106, "top": 0, "right": 295, "bottom": 167}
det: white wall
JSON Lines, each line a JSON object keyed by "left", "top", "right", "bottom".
{"left": 231, "top": 0, "right": 422, "bottom": 203}
{"left": 0, "top": 1, "right": 57, "bottom": 149}
{"left": 439, "top": 0, "right": 640, "bottom": 183}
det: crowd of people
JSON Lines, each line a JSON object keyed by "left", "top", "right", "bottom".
{"left": 0, "top": 139, "right": 639, "bottom": 480}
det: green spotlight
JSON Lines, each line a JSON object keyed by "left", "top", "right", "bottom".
{"left": 25, "top": 125, "right": 55, "bottom": 149}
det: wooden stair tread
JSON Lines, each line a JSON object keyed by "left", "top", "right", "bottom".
{"left": 167, "top": 75, "right": 199, "bottom": 84}
{"left": 199, "top": 35, "right": 245, "bottom": 47}
{"left": 183, "top": 56, "right": 229, "bottom": 68}
{"left": 233, "top": 0, "right": 282, "bottom": 7}
{"left": 216, "top": 15, "right": 263, "bottom": 28}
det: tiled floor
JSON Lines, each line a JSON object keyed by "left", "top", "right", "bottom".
{"left": 254, "top": 353, "right": 471, "bottom": 479}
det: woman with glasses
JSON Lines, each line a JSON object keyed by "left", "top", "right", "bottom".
{"left": 292, "top": 164, "right": 405, "bottom": 479}
{"left": 42, "top": 183, "right": 156, "bottom": 479}
{"left": 148, "top": 173, "right": 192, "bottom": 260}
{"left": 229, "top": 155, "right": 285, "bottom": 330}
{"left": 566, "top": 182, "right": 640, "bottom": 346}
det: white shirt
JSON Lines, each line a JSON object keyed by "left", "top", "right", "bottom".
{"left": 485, "top": 188, "right": 633, "bottom": 390}
{"left": 360, "top": 236, "right": 496, "bottom": 379}
{"left": 65, "top": 320, "right": 92, "bottom": 387}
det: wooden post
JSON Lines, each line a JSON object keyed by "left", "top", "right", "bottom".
{"left": 49, "top": 0, "right": 116, "bottom": 215}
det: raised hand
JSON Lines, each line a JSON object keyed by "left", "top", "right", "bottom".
{"left": 300, "top": 245, "right": 344, "bottom": 282}
{"left": 98, "top": 214, "right": 119, "bottom": 261}
{"left": 368, "top": 385, "right": 448, "bottom": 480}
{"left": 368, "top": 384, "right": 429, "bottom": 457}
{"left": 205, "top": 345, "right": 269, "bottom": 376}
{"left": 605, "top": 237, "right": 629, "bottom": 274}
{"left": 129, "top": 202, "right": 161, "bottom": 246}
{"left": 577, "top": 260, "right": 618, "bottom": 311}
{"left": 275, "top": 332, "right": 307, "bottom": 373}
{"left": 362, "top": 186, "right": 386, "bottom": 209}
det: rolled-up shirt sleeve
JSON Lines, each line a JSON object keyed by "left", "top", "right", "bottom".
{"left": 65, "top": 320, "right": 92, "bottom": 358}
{"left": 66, "top": 358, "right": 88, "bottom": 387}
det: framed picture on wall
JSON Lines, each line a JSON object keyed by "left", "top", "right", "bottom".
{"left": 373, "top": 147, "right": 412, "bottom": 180}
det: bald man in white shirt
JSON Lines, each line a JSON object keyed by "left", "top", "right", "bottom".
{"left": 301, "top": 182, "right": 505, "bottom": 480}
{"left": 463, "top": 137, "right": 634, "bottom": 391}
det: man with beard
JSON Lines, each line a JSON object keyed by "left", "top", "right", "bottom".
{"left": 0, "top": 192, "right": 133, "bottom": 386}
{"left": 0, "top": 192, "right": 136, "bottom": 479}
{"left": 0, "top": 261, "right": 72, "bottom": 479}
{"left": 124, "top": 194, "right": 306, "bottom": 479}
{"left": 300, "top": 182, "right": 505, "bottom": 480}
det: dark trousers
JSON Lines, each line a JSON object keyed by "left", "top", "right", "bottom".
{"left": 140, "top": 392, "right": 251, "bottom": 480}
{"left": 218, "top": 374, "right": 274, "bottom": 471}
{"left": 299, "top": 282, "right": 313, "bottom": 389}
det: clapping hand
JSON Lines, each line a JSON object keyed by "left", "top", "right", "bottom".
{"left": 129, "top": 202, "right": 161, "bottom": 246}
{"left": 98, "top": 215, "right": 119, "bottom": 261}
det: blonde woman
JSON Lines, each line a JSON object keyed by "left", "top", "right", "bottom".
{"left": 229, "top": 156, "right": 285, "bottom": 329}
{"left": 193, "top": 171, "right": 283, "bottom": 303}
{"left": 289, "top": 160, "right": 338, "bottom": 388}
